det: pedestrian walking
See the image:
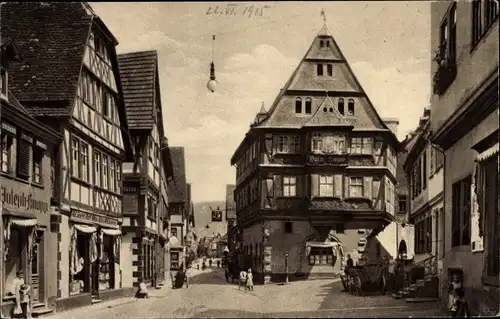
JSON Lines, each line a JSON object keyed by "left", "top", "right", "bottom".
{"left": 217, "top": 260, "right": 220, "bottom": 268}
{"left": 238, "top": 269, "right": 247, "bottom": 290}
{"left": 209, "top": 259, "right": 213, "bottom": 268}
{"left": 246, "top": 268, "right": 254, "bottom": 291}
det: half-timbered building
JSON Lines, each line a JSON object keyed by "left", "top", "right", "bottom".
{"left": 1, "top": 2, "right": 134, "bottom": 310}
{"left": 430, "top": 1, "right": 499, "bottom": 314}
{"left": 118, "top": 50, "right": 171, "bottom": 288}
{"left": 230, "top": 27, "right": 401, "bottom": 283}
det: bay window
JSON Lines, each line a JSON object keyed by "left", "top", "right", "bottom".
{"left": 319, "top": 175, "right": 334, "bottom": 197}
{"left": 350, "top": 137, "right": 372, "bottom": 154}
{"left": 311, "top": 132, "right": 345, "bottom": 154}
{"left": 276, "top": 135, "right": 300, "bottom": 153}
{"left": 283, "top": 176, "right": 297, "bottom": 197}
{"left": 349, "top": 177, "right": 364, "bottom": 197}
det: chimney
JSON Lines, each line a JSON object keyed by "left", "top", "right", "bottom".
{"left": 382, "top": 118, "right": 399, "bottom": 137}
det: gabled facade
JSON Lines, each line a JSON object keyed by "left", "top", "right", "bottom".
{"left": 118, "top": 50, "right": 169, "bottom": 288}
{"left": 230, "top": 28, "right": 401, "bottom": 283}
{"left": 430, "top": 1, "right": 499, "bottom": 314}
{"left": 167, "top": 147, "right": 188, "bottom": 270}
{"left": 1, "top": 2, "right": 134, "bottom": 310}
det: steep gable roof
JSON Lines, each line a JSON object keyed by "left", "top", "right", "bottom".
{"left": 167, "top": 147, "right": 187, "bottom": 204}
{"left": 117, "top": 50, "right": 159, "bottom": 130}
{"left": 1, "top": 2, "right": 92, "bottom": 111}
{"left": 254, "top": 31, "right": 391, "bottom": 133}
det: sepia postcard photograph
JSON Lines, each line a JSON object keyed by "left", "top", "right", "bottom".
{"left": 0, "top": 1, "right": 498, "bottom": 318}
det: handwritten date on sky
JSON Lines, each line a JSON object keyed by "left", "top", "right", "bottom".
{"left": 206, "top": 4, "right": 270, "bottom": 18}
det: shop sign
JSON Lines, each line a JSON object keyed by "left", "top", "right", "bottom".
{"left": 71, "top": 210, "right": 118, "bottom": 227}
{"left": 1, "top": 186, "right": 49, "bottom": 213}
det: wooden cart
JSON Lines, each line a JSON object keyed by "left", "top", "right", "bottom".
{"left": 345, "top": 263, "right": 388, "bottom": 296}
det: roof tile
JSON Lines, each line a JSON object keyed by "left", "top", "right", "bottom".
{"left": 118, "top": 50, "right": 158, "bottom": 130}
{"left": 167, "top": 147, "right": 187, "bottom": 203}
{"left": 1, "top": 2, "right": 92, "bottom": 104}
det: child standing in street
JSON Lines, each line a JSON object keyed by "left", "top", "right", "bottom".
{"left": 448, "top": 273, "right": 463, "bottom": 313}
{"left": 246, "top": 268, "right": 254, "bottom": 292}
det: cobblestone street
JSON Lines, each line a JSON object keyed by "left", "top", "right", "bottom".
{"left": 46, "top": 268, "right": 447, "bottom": 318}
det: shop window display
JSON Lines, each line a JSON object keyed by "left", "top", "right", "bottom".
{"left": 3, "top": 227, "right": 26, "bottom": 296}
{"left": 99, "top": 234, "right": 115, "bottom": 291}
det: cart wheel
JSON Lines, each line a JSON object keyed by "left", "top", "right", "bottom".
{"left": 341, "top": 275, "right": 347, "bottom": 291}
{"left": 379, "top": 275, "right": 387, "bottom": 295}
{"left": 355, "top": 277, "right": 363, "bottom": 296}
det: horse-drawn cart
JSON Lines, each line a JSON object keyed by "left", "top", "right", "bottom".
{"left": 341, "top": 262, "right": 389, "bottom": 296}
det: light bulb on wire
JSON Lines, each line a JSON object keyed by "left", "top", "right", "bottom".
{"left": 207, "top": 35, "right": 218, "bottom": 93}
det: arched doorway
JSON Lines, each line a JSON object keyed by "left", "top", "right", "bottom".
{"left": 398, "top": 240, "right": 408, "bottom": 260}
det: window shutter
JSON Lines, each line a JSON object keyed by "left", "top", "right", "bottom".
{"left": 334, "top": 174, "right": 343, "bottom": 198}
{"left": 372, "top": 178, "right": 381, "bottom": 209}
{"left": 272, "top": 135, "right": 279, "bottom": 153}
{"left": 364, "top": 176, "right": 373, "bottom": 199}
{"left": 298, "top": 175, "right": 306, "bottom": 198}
{"left": 17, "top": 140, "right": 31, "bottom": 177}
{"left": 311, "top": 174, "right": 319, "bottom": 197}
{"left": 344, "top": 177, "right": 350, "bottom": 198}
{"left": 274, "top": 175, "right": 283, "bottom": 197}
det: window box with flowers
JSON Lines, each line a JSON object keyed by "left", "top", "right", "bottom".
{"left": 432, "top": 44, "right": 457, "bottom": 96}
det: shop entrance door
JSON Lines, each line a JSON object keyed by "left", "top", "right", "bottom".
{"left": 31, "top": 230, "right": 45, "bottom": 304}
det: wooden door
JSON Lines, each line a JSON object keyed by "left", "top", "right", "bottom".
{"left": 31, "top": 230, "right": 44, "bottom": 303}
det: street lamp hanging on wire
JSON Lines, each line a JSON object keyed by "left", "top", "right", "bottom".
{"left": 207, "top": 35, "right": 218, "bottom": 93}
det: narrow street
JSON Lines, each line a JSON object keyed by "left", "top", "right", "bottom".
{"left": 46, "top": 268, "right": 446, "bottom": 318}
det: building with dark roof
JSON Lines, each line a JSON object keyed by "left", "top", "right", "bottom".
{"left": 1, "top": 38, "right": 63, "bottom": 317}
{"left": 230, "top": 26, "right": 401, "bottom": 283}
{"left": 166, "top": 146, "right": 189, "bottom": 269}
{"left": 118, "top": 49, "right": 173, "bottom": 288}
{"left": 1, "top": 2, "right": 135, "bottom": 310}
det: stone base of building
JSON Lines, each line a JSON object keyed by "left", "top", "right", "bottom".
{"left": 54, "top": 287, "right": 136, "bottom": 313}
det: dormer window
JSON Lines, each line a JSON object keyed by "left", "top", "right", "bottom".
{"left": 317, "top": 64, "right": 323, "bottom": 76}
{"left": 0, "top": 67, "right": 7, "bottom": 99}
{"left": 338, "top": 98, "right": 345, "bottom": 115}
{"left": 295, "top": 97, "right": 302, "bottom": 113}
{"left": 329, "top": 108, "right": 333, "bottom": 113}
{"left": 320, "top": 40, "right": 324, "bottom": 48}
{"left": 347, "top": 99, "right": 355, "bottom": 115}
{"left": 305, "top": 98, "right": 312, "bottom": 114}
{"left": 327, "top": 64, "right": 333, "bottom": 76}
{"left": 326, "top": 41, "right": 330, "bottom": 47}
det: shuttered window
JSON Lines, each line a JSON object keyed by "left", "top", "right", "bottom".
{"left": 452, "top": 176, "right": 472, "bottom": 247}
{"left": 17, "top": 139, "right": 31, "bottom": 179}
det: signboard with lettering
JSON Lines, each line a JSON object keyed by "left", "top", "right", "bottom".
{"left": 307, "top": 154, "right": 347, "bottom": 165}
{"left": 70, "top": 210, "right": 118, "bottom": 228}
{"left": 1, "top": 186, "right": 49, "bottom": 213}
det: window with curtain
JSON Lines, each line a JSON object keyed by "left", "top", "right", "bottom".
{"left": 319, "top": 175, "right": 334, "bottom": 197}
{"left": 452, "top": 176, "right": 472, "bottom": 247}
{"left": 1, "top": 131, "right": 15, "bottom": 173}
{"left": 349, "top": 177, "right": 363, "bottom": 197}
{"left": 283, "top": 176, "right": 297, "bottom": 197}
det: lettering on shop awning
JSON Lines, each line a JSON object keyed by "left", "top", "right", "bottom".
{"left": 70, "top": 210, "right": 119, "bottom": 229}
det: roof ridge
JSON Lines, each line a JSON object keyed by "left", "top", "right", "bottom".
{"left": 118, "top": 50, "right": 158, "bottom": 57}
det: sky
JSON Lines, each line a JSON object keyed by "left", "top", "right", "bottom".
{"left": 92, "top": 1, "right": 431, "bottom": 203}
